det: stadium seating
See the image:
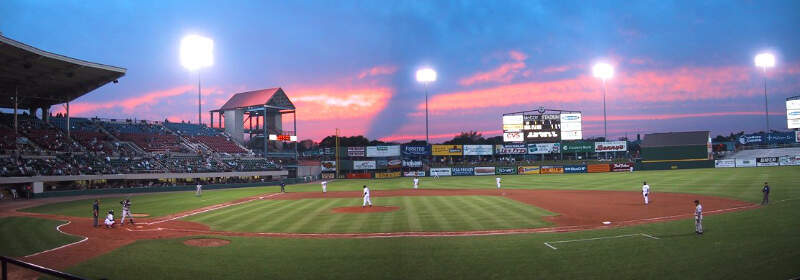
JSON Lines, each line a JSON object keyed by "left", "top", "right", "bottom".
{"left": 191, "top": 136, "right": 247, "bottom": 154}
{"left": 164, "top": 122, "right": 220, "bottom": 136}
{"left": 725, "top": 147, "right": 800, "bottom": 159}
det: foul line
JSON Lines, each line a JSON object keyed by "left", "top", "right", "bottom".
{"left": 25, "top": 220, "right": 89, "bottom": 258}
{"left": 143, "top": 192, "right": 282, "bottom": 225}
{"left": 544, "top": 233, "right": 659, "bottom": 250}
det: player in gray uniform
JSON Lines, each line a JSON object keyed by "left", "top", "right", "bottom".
{"left": 120, "top": 199, "right": 135, "bottom": 225}
{"left": 694, "top": 200, "right": 703, "bottom": 235}
{"left": 761, "top": 182, "right": 770, "bottom": 205}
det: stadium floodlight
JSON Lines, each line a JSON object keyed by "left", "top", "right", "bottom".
{"left": 180, "top": 34, "right": 214, "bottom": 125}
{"left": 416, "top": 68, "right": 437, "bottom": 144}
{"left": 592, "top": 62, "right": 614, "bottom": 140}
{"left": 755, "top": 52, "right": 776, "bottom": 132}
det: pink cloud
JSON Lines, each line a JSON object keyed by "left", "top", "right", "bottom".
{"left": 357, "top": 65, "right": 397, "bottom": 79}
{"left": 54, "top": 85, "right": 194, "bottom": 115}
{"left": 458, "top": 50, "right": 528, "bottom": 86}
{"left": 584, "top": 111, "right": 786, "bottom": 122}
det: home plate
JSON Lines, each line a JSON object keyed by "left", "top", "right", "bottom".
{"left": 602, "top": 221, "right": 612, "bottom": 225}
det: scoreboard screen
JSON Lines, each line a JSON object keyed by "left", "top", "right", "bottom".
{"left": 523, "top": 114, "right": 560, "bottom": 143}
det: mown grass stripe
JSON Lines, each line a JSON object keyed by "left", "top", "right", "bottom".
{"left": 255, "top": 199, "right": 329, "bottom": 232}
{"left": 402, "top": 196, "right": 422, "bottom": 231}
{"left": 417, "top": 196, "right": 453, "bottom": 231}
{"left": 466, "top": 196, "right": 515, "bottom": 228}
{"left": 433, "top": 196, "right": 484, "bottom": 230}
{"left": 450, "top": 195, "right": 502, "bottom": 229}
{"left": 283, "top": 198, "right": 341, "bottom": 232}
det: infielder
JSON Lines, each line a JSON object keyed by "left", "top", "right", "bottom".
{"left": 119, "top": 199, "right": 135, "bottom": 225}
{"left": 413, "top": 177, "right": 419, "bottom": 189}
{"left": 362, "top": 185, "right": 372, "bottom": 207}
{"left": 642, "top": 181, "right": 650, "bottom": 205}
{"left": 104, "top": 210, "right": 115, "bottom": 228}
{"left": 694, "top": 200, "right": 703, "bottom": 235}
{"left": 321, "top": 180, "right": 327, "bottom": 193}
{"left": 496, "top": 176, "right": 502, "bottom": 189}
{"left": 196, "top": 183, "right": 202, "bottom": 196}
{"left": 761, "top": 182, "right": 770, "bottom": 205}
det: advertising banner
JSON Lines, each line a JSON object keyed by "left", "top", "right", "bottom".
{"left": 353, "top": 161, "right": 376, "bottom": 170}
{"left": 714, "top": 159, "right": 736, "bottom": 168}
{"left": 779, "top": 156, "right": 800, "bottom": 166}
{"left": 323, "top": 148, "right": 334, "bottom": 155}
{"left": 429, "top": 168, "right": 452, "bottom": 177}
{"left": 738, "top": 132, "right": 797, "bottom": 145}
{"left": 587, "top": 164, "right": 611, "bottom": 173}
{"left": 502, "top": 115, "right": 524, "bottom": 132}
{"left": 404, "top": 171, "right": 427, "bottom": 177}
{"left": 402, "top": 160, "right": 423, "bottom": 167}
{"left": 321, "top": 172, "right": 336, "bottom": 179}
{"left": 463, "top": 145, "right": 494, "bottom": 155}
{"left": 503, "top": 132, "right": 524, "bottom": 142}
{"left": 612, "top": 162, "right": 633, "bottom": 172}
{"left": 432, "top": 145, "right": 463, "bottom": 156}
{"left": 788, "top": 98, "right": 800, "bottom": 129}
{"left": 451, "top": 167, "right": 475, "bottom": 176}
{"left": 595, "top": 141, "right": 627, "bottom": 152}
{"left": 495, "top": 167, "right": 518, "bottom": 175}
{"left": 517, "top": 166, "right": 541, "bottom": 175}
{"left": 402, "top": 145, "right": 429, "bottom": 156}
{"left": 756, "top": 157, "right": 779, "bottom": 167}
{"left": 527, "top": 143, "right": 560, "bottom": 154}
{"left": 367, "top": 145, "right": 401, "bottom": 157}
{"left": 735, "top": 158, "right": 757, "bottom": 167}
{"left": 387, "top": 159, "right": 402, "bottom": 169}
{"left": 347, "top": 147, "right": 365, "bottom": 157}
{"left": 561, "top": 141, "right": 595, "bottom": 153}
{"left": 563, "top": 165, "right": 587, "bottom": 173}
{"left": 346, "top": 173, "right": 372, "bottom": 179}
{"left": 495, "top": 144, "right": 527, "bottom": 154}
{"left": 375, "top": 159, "right": 388, "bottom": 169}
{"left": 540, "top": 166, "right": 564, "bottom": 174}
{"left": 321, "top": 161, "right": 336, "bottom": 172}
{"left": 560, "top": 113, "right": 582, "bottom": 140}
{"left": 474, "top": 166, "right": 496, "bottom": 176}
{"left": 375, "top": 171, "right": 402, "bottom": 179}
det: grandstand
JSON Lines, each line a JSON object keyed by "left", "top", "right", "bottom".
{"left": 725, "top": 147, "right": 800, "bottom": 159}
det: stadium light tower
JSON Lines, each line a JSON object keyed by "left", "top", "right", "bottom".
{"left": 592, "top": 62, "right": 614, "bottom": 140}
{"left": 180, "top": 35, "right": 214, "bottom": 125}
{"left": 755, "top": 52, "right": 775, "bottom": 133}
{"left": 416, "top": 68, "right": 437, "bottom": 144}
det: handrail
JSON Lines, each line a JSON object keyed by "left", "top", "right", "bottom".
{"left": 1, "top": 256, "right": 86, "bottom": 280}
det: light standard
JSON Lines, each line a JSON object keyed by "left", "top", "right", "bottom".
{"left": 416, "top": 68, "right": 437, "bottom": 144}
{"left": 180, "top": 35, "right": 214, "bottom": 125}
{"left": 592, "top": 62, "right": 614, "bottom": 140}
{"left": 755, "top": 52, "right": 775, "bottom": 133}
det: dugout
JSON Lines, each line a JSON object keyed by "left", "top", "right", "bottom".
{"left": 638, "top": 131, "right": 714, "bottom": 170}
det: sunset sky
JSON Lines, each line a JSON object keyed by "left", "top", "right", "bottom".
{"left": 2, "top": 1, "right": 799, "bottom": 143}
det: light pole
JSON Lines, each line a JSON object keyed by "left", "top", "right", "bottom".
{"left": 592, "top": 62, "right": 614, "bottom": 140}
{"left": 416, "top": 68, "right": 437, "bottom": 144}
{"left": 755, "top": 53, "right": 775, "bottom": 133}
{"left": 180, "top": 35, "right": 214, "bottom": 125}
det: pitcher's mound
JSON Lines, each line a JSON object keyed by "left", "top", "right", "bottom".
{"left": 332, "top": 206, "right": 400, "bottom": 213}
{"left": 183, "top": 238, "right": 231, "bottom": 247}
{"left": 131, "top": 213, "right": 150, "bottom": 217}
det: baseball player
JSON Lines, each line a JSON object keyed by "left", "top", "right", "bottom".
{"left": 119, "top": 199, "right": 134, "bottom": 225}
{"left": 92, "top": 200, "right": 100, "bottom": 227}
{"left": 694, "top": 200, "right": 703, "bottom": 235}
{"left": 642, "top": 181, "right": 650, "bottom": 205}
{"left": 362, "top": 185, "right": 372, "bottom": 207}
{"left": 432, "top": 169, "right": 439, "bottom": 179}
{"left": 413, "top": 177, "right": 419, "bottom": 189}
{"left": 104, "top": 210, "right": 115, "bottom": 228}
{"left": 196, "top": 183, "right": 202, "bottom": 196}
{"left": 321, "top": 180, "right": 327, "bottom": 193}
{"left": 761, "top": 182, "right": 770, "bottom": 205}
{"left": 496, "top": 176, "right": 502, "bottom": 189}
{"left": 280, "top": 181, "right": 286, "bottom": 193}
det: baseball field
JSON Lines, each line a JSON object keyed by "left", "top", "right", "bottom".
{"left": 2, "top": 166, "right": 799, "bottom": 279}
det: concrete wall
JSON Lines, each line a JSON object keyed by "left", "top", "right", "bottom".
{"left": 224, "top": 109, "right": 244, "bottom": 143}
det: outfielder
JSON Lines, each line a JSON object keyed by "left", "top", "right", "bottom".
{"left": 694, "top": 200, "right": 703, "bottom": 235}
{"left": 120, "top": 199, "right": 134, "bottom": 225}
{"left": 413, "top": 177, "right": 419, "bottom": 189}
{"left": 761, "top": 182, "right": 770, "bottom": 205}
{"left": 321, "top": 180, "right": 327, "bottom": 193}
{"left": 104, "top": 210, "right": 115, "bottom": 228}
{"left": 362, "top": 185, "right": 372, "bottom": 207}
{"left": 196, "top": 183, "right": 202, "bottom": 196}
{"left": 496, "top": 176, "right": 502, "bottom": 189}
{"left": 642, "top": 181, "right": 650, "bottom": 205}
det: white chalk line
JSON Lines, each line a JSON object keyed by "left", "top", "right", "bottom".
{"left": 543, "top": 233, "right": 659, "bottom": 250}
{"left": 24, "top": 220, "right": 88, "bottom": 258}
{"left": 142, "top": 192, "right": 282, "bottom": 225}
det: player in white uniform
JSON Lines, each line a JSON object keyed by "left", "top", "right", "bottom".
{"left": 321, "top": 181, "right": 327, "bottom": 193}
{"left": 104, "top": 210, "right": 115, "bottom": 228}
{"left": 120, "top": 199, "right": 134, "bottom": 225}
{"left": 642, "top": 181, "right": 650, "bottom": 205}
{"left": 496, "top": 177, "right": 502, "bottom": 189}
{"left": 413, "top": 177, "right": 419, "bottom": 189}
{"left": 694, "top": 200, "right": 703, "bottom": 234}
{"left": 362, "top": 185, "right": 372, "bottom": 207}
{"left": 196, "top": 184, "right": 202, "bottom": 196}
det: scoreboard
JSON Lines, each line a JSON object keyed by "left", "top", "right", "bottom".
{"left": 502, "top": 111, "right": 582, "bottom": 143}
{"left": 523, "top": 114, "right": 561, "bottom": 142}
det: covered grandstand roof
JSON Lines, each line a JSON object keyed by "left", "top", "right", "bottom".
{"left": 215, "top": 87, "right": 295, "bottom": 111}
{"left": 641, "top": 131, "right": 710, "bottom": 147}
{"left": 0, "top": 34, "right": 126, "bottom": 109}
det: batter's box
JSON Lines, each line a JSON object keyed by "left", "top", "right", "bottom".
{"left": 544, "top": 233, "right": 659, "bottom": 250}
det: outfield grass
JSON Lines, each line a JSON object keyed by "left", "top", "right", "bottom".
{"left": 19, "top": 186, "right": 277, "bottom": 218}
{"left": 65, "top": 198, "right": 800, "bottom": 280}
{"left": 185, "top": 196, "right": 554, "bottom": 233}
{"left": 0, "top": 217, "right": 82, "bottom": 257}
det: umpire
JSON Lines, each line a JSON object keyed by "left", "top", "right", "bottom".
{"left": 761, "top": 182, "right": 770, "bottom": 205}
{"left": 92, "top": 199, "right": 100, "bottom": 227}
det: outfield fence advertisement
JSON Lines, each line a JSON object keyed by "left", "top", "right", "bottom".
{"left": 517, "top": 166, "right": 541, "bottom": 174}
{"left": 561, "top": 141, "right": 594, "bottom": 153}
{"left": 563, "top": 165, "right": 587, "bottom": 173}
{"left": 387, "top": 159, "right": 402, "bottom": 169}
{"left": 756, "top": 157, "right": 779, "bottom": 167}
{"left": 495, "top": 144, "right": 527, "bottom": 154}
{"left": 452, "top": 167, "right": 475, "bottom": 176}
{"left": 474, "top": 166, "right": 496, "bottom": 176}
{"left": 540, "top": 166, "right": 564, "bottom": 174}
{"left": 432, "top": 145, "right": 463, "bottom": 156}
{"left": 346, "top": 173, "right": 372, "bottom": 179}
{"left": 503, "top": 132, "right": 524, "bottom": 142}
{"left": 403, "top": 171, "right": 426, "bottom": 177}
{"left": 321, "top": 161, "right": 336, "bottom": 171}
{"left": 612, "top": 163, "right": 633, "bottom": 172}
{"left": 367, "top": 146, "right": 401, "bottom": 157}
{"left": 595, "top": 141, "right": 627, "bottom": 152}
{"left": 714, "top": 159, "right": 736, "bottom": 168}
{"left": 402, "top": 160, "right": 422, "bottom": 167}
{"left": 495, "top": 167, "right": 517, "bottom": 175}
{"left": 430, "top": 168, "right": 452, "bottom": 176}
{"left": 735, "top": 158, "right": 757, "bottom": 167}
{"left": 347, "top": 147, "right": 365, "bottom": 157}
{"left": 463, "top": 145, "right": 494, "bottom": 155}
{"left": 587, "top": 164, "right": 611, "bottom": 173}
{"left": 779, "top": 156, "right": 800, "bottom": 166}
{"left": 527, "top": 143, "right": 560, "bottom": 154}
{"left": 375, "top": 171, "right": 401, "bottom": 179}
{"left": 353, "top": 161, "right": 376, "bottom": 170}
{"left": 402, "top": 145, "right": 429, "bottom": 156}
